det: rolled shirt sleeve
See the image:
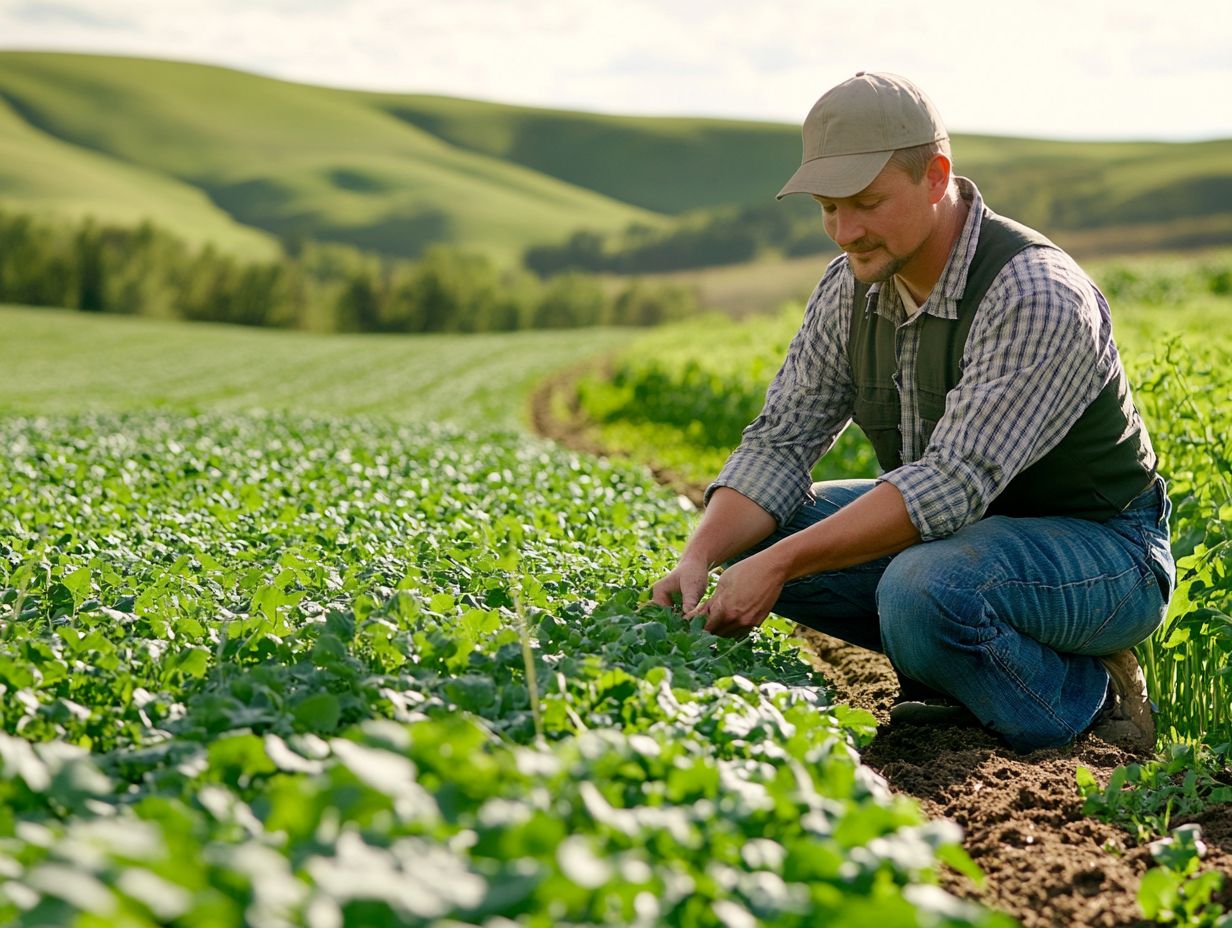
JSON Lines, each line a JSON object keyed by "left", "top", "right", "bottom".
{"left": 880, "top": 248, "right": 1112, "bottom": 541}
{"left": 705, "top": 258, "right": 859, "bottom": 527}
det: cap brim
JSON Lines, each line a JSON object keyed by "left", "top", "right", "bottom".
{"left": 776, "top": 149, "right": 894, "bottom": 199}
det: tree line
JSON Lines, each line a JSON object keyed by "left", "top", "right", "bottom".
{"left": 0, "top": 211, "right": 698, "bottom": 332}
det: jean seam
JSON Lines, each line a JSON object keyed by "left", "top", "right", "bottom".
{"left": 782, "top": 562, "right": 887, "bottom": 590}
{"left": 983, "top": 631, "right": 1081, "bottom": 739}
{"left": 970, "top": 562, "right": 1145, "bottom": 656}
{"left": 901, "top": 575, "right": 1077, "bottom": 735}
{"left": 1135, "top": 519, "right": 1175, "bottom": 602}
{"left": 980, "top": 562, "right": 1142, "bottom": 597}
{"left": 953, "top": 573, "right": 1133, "bottom": 740}
{"left": 1072, "top": 570, "right": 1153, "bottom": 653}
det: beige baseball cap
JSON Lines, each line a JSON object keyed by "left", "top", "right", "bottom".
{"left": 777, "top": 71, "right": 947, "bottom": 199}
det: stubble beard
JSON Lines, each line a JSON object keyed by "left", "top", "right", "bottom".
{"left": 847, "top": 247, "right": 911, "bottom": 284}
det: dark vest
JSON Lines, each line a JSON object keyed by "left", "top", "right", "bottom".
{"left": 847, "top": 211, "right": 1155, "bottom": 521}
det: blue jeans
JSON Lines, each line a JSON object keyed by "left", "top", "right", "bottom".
{"left": 736, "top": 477, "right": 1175, "bottom": 752}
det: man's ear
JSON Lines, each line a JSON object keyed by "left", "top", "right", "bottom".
{"left": 925, "top": 154, "right": 952, "bottom": 204}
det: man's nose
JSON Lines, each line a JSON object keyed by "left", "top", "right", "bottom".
{"left": 830, "top": 208, "right": 864, "bottom": 248}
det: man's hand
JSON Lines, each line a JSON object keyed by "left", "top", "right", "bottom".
{"left": 686, "top": 554, "right": 786, "bottom": 637}
{"left": 647, "top": 487, "right": 778, "bottom": 618}
{"left": 650, "top": 556, "right": 711, "bottom": 615}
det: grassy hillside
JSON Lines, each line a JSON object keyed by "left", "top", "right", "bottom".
{"left": 956, "top": 134, "right": 1232, "bottom": 251}
{"left": 0, "top": 52, "right": 659, "bottom": 263}
{"left": 358, "top": 92, "right": 799, "bottom": 215}
{"left": 0, "top": 304, "right": 634, "bottom": 428}
{"left": 0, "top": 95, "right": 278, "bottom": 257}
{"left": 1, "top": 51, "right": 1229, "bottom": 264}
{"left": 382, "top": 96, "right": 1232, "bottom": 253}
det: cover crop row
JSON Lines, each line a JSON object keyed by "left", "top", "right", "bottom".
{"left": 0, "top": 414, "right": 1008, "bottom": 926}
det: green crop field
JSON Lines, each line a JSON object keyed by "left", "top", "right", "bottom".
{"left": 1, "top": 52, "right": 1230, "bottom": 263}
{"left": 0, "top": 305, "right": 638, "bottom": 427}
{"left": 0, "top": 306, "right": 1022, "bottom": 926}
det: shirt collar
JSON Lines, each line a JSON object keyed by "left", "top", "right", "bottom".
{"left": 935, "top": 176, "right": 984, "bottom": 311}
{"left": 866, "top": 176, "right": 985, "bottom": 322}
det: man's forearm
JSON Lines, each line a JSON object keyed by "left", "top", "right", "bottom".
{"left": 681, "top": 487, "right": 778, "bottom": 568}
{"left": 761, "top": 480, "right": 920, "bottom": 580}
{"left": 683, "top": 481, "right": 921, "bottom": 636}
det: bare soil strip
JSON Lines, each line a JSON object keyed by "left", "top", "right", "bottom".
{"left": 530, "top": 366, "right": 1232, "bottom": 927}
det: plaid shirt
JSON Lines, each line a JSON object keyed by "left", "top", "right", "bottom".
{"left": 707, "top": 178, "right": 1142, "bottom": 542}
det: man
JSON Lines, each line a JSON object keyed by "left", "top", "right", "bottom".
{"left": 650, "top": 72, "right": 1175, "bottom": 753}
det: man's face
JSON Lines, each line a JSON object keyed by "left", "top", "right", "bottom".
{"left": 812, "top": 163, "right": 938, "bottom": 284}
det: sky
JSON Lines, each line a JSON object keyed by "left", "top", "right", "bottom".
{"left": 2, "top": 0, "right": 1230, "bottom": 141}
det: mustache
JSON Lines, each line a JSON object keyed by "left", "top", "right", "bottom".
{"left": 843, "top": 239, "right": 884, "bottom": 253}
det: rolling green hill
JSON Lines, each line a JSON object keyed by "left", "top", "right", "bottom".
{"left": 367, "top": 96, "right": 1232, "bottom": 253}
{"left": 0, "top": 52, "right": 660, "bottom": 263}
{"left": 356, "top": 92, "right": 800, "bottom": 215}
{"left": 954, "top": 134, "right": 1232, "bottom": 251}
{"left": 0, "top": 93, "right": 279, "bottom": 257}
{"left": 0, "top": 51, "right": 1229, "bottom": 265}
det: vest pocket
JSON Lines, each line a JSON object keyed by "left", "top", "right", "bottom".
{"left": 916, "top": 386, "right": 950, "bottom": 455}
{"left": 852, "top": 386, "right": 901, "bottom": 471}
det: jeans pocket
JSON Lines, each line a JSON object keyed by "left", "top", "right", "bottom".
{"left": 1139, "top": 495, "right": 1176, "bottom": 603}
{"left": 1143, "top": 528, "right": 1176, "bottom": 603}
{"left": 1075, "top": 566, "right": 1168, "bottom": 654}
{"left": 1113, "top": 487, "right": 1175, "bottom": 605}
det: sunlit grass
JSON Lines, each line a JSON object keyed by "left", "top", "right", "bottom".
{"left": 0, "top": 304, "right": 635, "bottom": 430}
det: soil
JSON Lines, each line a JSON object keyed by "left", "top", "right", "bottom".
{"left": 530, "top": 368, "right": 1232, "bottom": 927}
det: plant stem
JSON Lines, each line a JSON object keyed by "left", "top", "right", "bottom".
{"left": 513, "top": 585, "right": 544, "bottom": 743}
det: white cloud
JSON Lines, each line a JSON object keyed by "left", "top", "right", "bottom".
{"left": 0, "top": 0, "right": 1229, "bottom": 139}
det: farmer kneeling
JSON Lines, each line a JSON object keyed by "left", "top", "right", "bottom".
{"left": 650, "top": 72, "right": 1174, "bottom": 753}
